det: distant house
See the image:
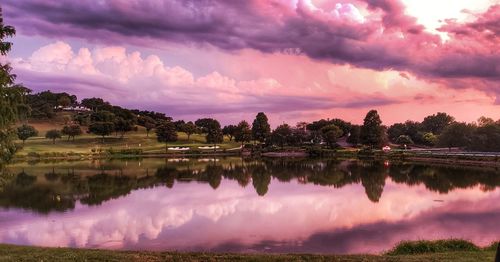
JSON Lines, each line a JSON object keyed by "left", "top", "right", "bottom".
{"left": 54, "top": 105, "right": 92, "bottom": 112}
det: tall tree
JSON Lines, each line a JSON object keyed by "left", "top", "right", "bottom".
{"left": 360, "top": 110, "right": 384, "bottom": 148}
{"left": 205, "top": 119, "right": 223, "bottom": 149}
{"left": 0, "top": 12, "right": 28, "bottom": 164}
{"left": 235, "top": 120, "right": 252, "bottom": 146}
{"left": 252, "top": 112, "right": 271, "bottom": 144}
{"left": 156, "top": 121, "right": 178, "bottom": 153}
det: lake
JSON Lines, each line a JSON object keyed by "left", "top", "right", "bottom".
{"left": 0, "top": 157, "right": 499, "bottom": 254}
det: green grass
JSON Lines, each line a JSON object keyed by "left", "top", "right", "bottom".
{"left": 0, "top": 242, "right": 496, "bottom": 262}
{"left": 16, "top": 121, "right": 241, "bottom": 157}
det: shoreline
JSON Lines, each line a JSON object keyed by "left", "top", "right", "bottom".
{"left": 0, "top": 240, "right": 497, "bottom": 261}
{"left": 11, "top": 150, "right": 500, "bottom": 168}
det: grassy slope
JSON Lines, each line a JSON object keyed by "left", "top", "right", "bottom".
{"left": 0, "top": 244, "right": 495, "bottom": 262}
{"left": 17, "top": 115, "right": 240, "bottom": 156}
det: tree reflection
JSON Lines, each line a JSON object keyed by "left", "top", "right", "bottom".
{"left": 0, "top": 159, "right": 498, "bottom": 213}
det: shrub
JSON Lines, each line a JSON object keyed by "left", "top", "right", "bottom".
{"left": 387, "top": 239, "right": 480, "bottom": 255}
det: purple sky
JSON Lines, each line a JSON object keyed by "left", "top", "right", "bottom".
{"left": 2, "top": 0, "right": 499, "bottom": 125}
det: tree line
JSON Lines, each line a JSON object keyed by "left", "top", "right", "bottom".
{"left": 9, "top": 88, "right": 500, "bottom": 153}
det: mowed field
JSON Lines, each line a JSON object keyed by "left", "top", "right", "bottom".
{"left": 15, "top": 113, "right": 241, "bottom": 156}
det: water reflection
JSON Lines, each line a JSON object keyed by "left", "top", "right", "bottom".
{"left": 0, "top": 158, "right": 499, "bottom": 253}
{"left": 1, "top": 158, "right": 498, "bottom": 214}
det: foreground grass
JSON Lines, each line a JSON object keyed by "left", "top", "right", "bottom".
{"left": 0, "top": 241, "right": 497, "bottom": 262}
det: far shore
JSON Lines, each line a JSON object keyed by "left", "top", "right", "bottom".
{"left": 9, "top": 148, "right": 500, "bottom": 169}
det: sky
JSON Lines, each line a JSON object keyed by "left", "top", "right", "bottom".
{"left": 1, "top": 0, "right": 499, "bottom": 126}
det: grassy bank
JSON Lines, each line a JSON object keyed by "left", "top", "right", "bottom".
{"left": 0, "top": 240, "right": 497, "bottom": 262}
{"left": 15, "top": 120, "right": 242, "bottom": 160}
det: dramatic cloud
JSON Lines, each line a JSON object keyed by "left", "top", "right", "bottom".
{"left": 2, "top": 0, "right": 499, "bottom": 124}
{"left": 3, "top": 1, "right": 499, "bottom": 83}
{"left": 11, "top": 41, "right": 407, "bottom": 124}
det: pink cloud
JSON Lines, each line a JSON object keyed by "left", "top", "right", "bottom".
{"left": 2, "top": 0, "right": 499, "bottom": 125}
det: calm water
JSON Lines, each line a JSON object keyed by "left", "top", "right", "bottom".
{"left": 0, "top": 158, "right": 499, "bottom": 254}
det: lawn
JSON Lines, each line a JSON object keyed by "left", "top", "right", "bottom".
{"left": 16, "top": 120, "right": 241, "bottom": 156}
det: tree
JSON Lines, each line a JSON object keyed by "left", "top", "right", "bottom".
{"left": 156, "top": 121, "right": 178, "bottom": 153}
{"left": 422, "top": 112, "right": 454, "bottom": 135}
{"left": 289, "top": 123, "right": 309, "bottom": 146}
{"left": 320, "top": 124, "right": 343, "bottom": 149}
{"left": 437, "top": 122, "right": 475, "bottom": 150}
{"left": 181, "top": 121, "right": 198, "bottom": 141}
{"left": 0, "top": 16, "right": 27, "bottom": 164}
{"left": 17, "top": 124, "right": 38, "bottom": 144}
{"left": 271, "top": 124, "right": 292, "bottom": 149}
{"left": 195, "top": 118, "right": 223, "bottom": 147}
{"left": 235, "top": 120, "right": 252, "bottom": 146}
{"left": 88, "top": 122, "right": 115, "bottom": 142}
{"left": 360, "top": 110, "right": 384, "bottom": 148}
{"left": 422, "top": 132, "right": 437, "bottom": 146}
{"left": 395, "top": 135, "right": 413, "bottom": 146}
{"left": 195, "top": 118, "right": 214, "bottom": 132}
{"left": 329, "top": 118, "right": 352, "bottom": 136}
{"left": 347, "top": 125, "right": 361, "bottom": 145}
{"left": 477, "top": 116, "right": 495, "bottom": 127}
{"left": 45, "top": 129, "right": 62, "bottom": 144}
{"left": 81, "top": 98, "right": 111, "bottom": 112}
{"left": 469, "top": 123, "right": 500, "bottom": 152}
{"left": 90, "top": 110, "right": 114, "bottom": 122}
{"left": 62, "top": 124, "right": 82, "bottom": 141}
{"left": 137, "top": 116, "right": 156, "bottom": 137}
{"left": 222, "top": 125, "right": 238, "bottom": 141}
{"left": 387, "top": 123, "right": 407, "bottom": 142}
{"left": 173, "top": 120, "right": 186, "bottom": 132}
{"left": 252, "top": 112, "right": 271, "bottom": 143}
{"left": 306, "top": 119, "right": 330, "bottom": 132}
{"left": 205, "top": 119, "right": 223, "bottom": 148}
{"left": 114, "top": 117, "right": 133, "bottom": 138}
{"left": 57, "top": 95, "right": 71, "bottom": 107}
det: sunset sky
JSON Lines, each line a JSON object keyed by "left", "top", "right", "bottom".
{"left": 2, "top": 0, "right": 499, "bottom": 126}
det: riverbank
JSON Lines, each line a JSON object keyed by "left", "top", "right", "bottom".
{"left": 0, "top": 240, "right": 497, "bottom": 262}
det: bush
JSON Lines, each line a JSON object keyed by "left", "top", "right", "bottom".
{"left": 484, "top": 242, "right": 499, "bottom": 251}
{"left": 387, "top": 239, "right": 480, "bottom": 255}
